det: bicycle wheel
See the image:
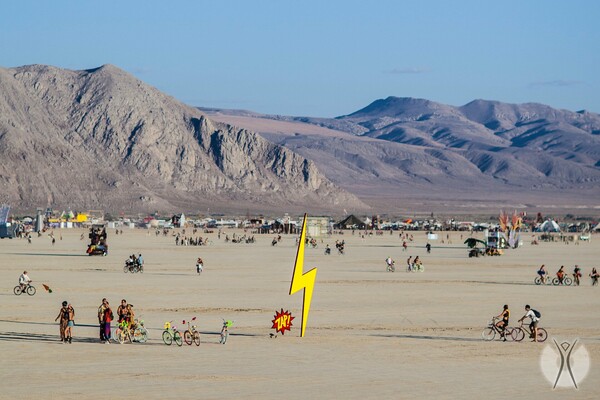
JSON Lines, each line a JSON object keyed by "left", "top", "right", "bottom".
{"left": 123, "top": 265, "right": 129, "bottom": 273}
{"left": 193, "top": 331, "right": 200, "bottom": 346}
{"left": 113, "top": 327, "right": 121, "bottom": 343}
{"left": 131, "top": 266, "right": 138, "bottom": 274}
{"left": 118, "top": 330, "right": 126, "bottom": 344}
{"left": 504, "top": 327, "right": 515, "bottom": 341}
{"left": 184, "top": 330, "right": 193, "bottom": 345}
{"left": 26, "top": 285, "right": 36, "bottom": 296}
{"left": 481, "top": 327, "right": 496, "bottom": 341}
{"left": 534, "top": 277, "right": 542, "bottom": 285}
{"left": 512, "top": 327, "right": 525, "bottom": 342}
{"left": 173, "top": 330, "right": 183, "bottom": 346}
{"left": 564, "top": 277, "right": 572, "bottom": 286}
{"left": 139, "top": 327, "right": 148, "bottom": 343}
{"left": 552, "top": 278, "right": 560, "bottom": 285}
{"left": 537, "top": 328, "right": 548, "bottom": 342}
{"left": 133, "top": 328, "right": 144, "bottom": 343}
{"left": 13, "top": 286, "right": 22, "bottom": 295}
{"left": 162, "top": 330, "right": 173, "bottom": 345}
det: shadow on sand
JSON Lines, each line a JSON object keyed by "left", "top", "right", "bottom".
{"left": 370, "top": 333, "right": 481, "bottom": 342}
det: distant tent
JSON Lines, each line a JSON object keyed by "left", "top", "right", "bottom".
{"left": 335, "top": 215, "right": 366, "bottom": 230}
{"left": 538, "top": 220, "right": 561, "bottom": 232}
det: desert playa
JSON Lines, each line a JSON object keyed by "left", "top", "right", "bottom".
{"left": 1, "top": 228, "right": 598, "bottom": 399}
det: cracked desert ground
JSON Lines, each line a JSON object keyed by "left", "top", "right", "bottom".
{"left": 1, "top": 228, "right": 598, "bottom": 399}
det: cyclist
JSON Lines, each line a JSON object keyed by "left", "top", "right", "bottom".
{"left": 385, "top": 256, "right": 395, "bottom": 271}
{"left": 518, "top": 305, "right": 540, "bottom": 342}
{"left": 556, "top": 266, "right": 565, "bottom": 284}
{"left": 18, "top": 271, "right": 32, "bottom": 290}
{"left": 537, "top": 264, "right": 547, "bottom": 284}
{"left": 573, "top": 265, "right": 582, "bottom": 286}
{"left": 494, "top": 305, "right": 510, "bottom": 341}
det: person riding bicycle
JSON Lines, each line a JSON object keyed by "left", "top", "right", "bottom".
{"left": 556, "top": 266, "right": 565, "bottom": 284}
{"left": 537, "top": 264, "right": 547, "bottom": 283}
{"left": 518, "top": 305, "right": 540, "bottom": 342}
{"left": 494, "top": 305, "right": 510, "bottom": 341}
{"left": 18, "top": 271, "right": 32, "bottom": 290}
{"left": 385, "top": 256, "right": 395, "bottom": 270}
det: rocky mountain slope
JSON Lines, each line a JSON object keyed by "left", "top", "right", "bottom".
{"left": 202, "top": 97, "right": 600, "bottom": 212}
{"left": 0, "top": 65, "right": 366, "bottom": 213}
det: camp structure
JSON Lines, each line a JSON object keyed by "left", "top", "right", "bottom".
{"left": 536, "top": 220, "right": 561, "bottom": 232}
{"left": 335, "top": 215, "right": 366, "bottom": 230}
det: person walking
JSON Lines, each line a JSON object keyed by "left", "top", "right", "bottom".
{"left": 196, "top": 257, "right": 204, "bottom": 274}
{"left": 55, "top": 301, "right": 70, "bottom": 343}
{"left": 98, "top": 298, "right": 108, "bottom": 342}
{"left": 64, "top": 304, "right": 75, "bottom": 343}
{"left": 103, "top": 301, "right": 113, "bottom": 343}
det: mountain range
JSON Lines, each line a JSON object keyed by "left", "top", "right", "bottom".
{"left": 202, "top": 97, "right": 600, "bottom": 213}
{"left": 0, "top": 64, "right": 365, "bottom": 214}
{"left": 1, "top": 63, "right": 598, "bottom": 215}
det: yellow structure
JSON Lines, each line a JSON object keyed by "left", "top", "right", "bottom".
{"left": 289, "top": 214, "right": 318, "bottom": 337}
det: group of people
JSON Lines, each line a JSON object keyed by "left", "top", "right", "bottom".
{"left": 126, "top": 253, "right": 144, "bottom": 270}
{"left": 494, "top": 304, "right": 541, "bottom": 342}
{"left": 97, "top": 298, "right": 134, "bottom": 343}
{"left": 55, "top": 301, "right": 75, "bottom": 343}
{"left": 537, "top": 264, "right": 599, "bottom": 285}
{"left": 407, "top": 256, "right": 423, "bottom": 272}
{"left": 176, "top": 234, "right": 209, "bottom": 246}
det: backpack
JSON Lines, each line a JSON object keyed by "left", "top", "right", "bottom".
{"left": 532, "top": 309, "right": 541, "bottom": 318}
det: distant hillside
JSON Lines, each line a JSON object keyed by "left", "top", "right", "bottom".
{"left": 201, "top": 97, "right": 600, "bottom": 212}
{"left": 0, "top": 64, "right": 367, "bottom": 213}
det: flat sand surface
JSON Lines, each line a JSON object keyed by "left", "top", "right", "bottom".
{"left": 1, "top": 228, "right": 598, "bottom": 399}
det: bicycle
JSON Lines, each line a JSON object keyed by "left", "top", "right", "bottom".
{"left": 533, "top": 275, "right": 551, "bottom": 285}
{"left": 182, "top": 317, "right": 200, "bottom": 346}
{"left": 481, "top": 317, "right": 515, "bottom": 341}
{"left": 132, "top": 318, "right": 148, "bottom": 343}
{"left": 220, "top": 319, "right": 233, "bottom": 344}
{"left": 552, "top": 276, "right": 572, "bottom": 286}
{"left": 386, "top": 260, "right": 395, "bottom": 272}
{"left": 123, "top": 261, "right": 140, "bottom": 273}
{"left": 512, "top": 321, "right": 548, "bottom": 342}
{"left": 114, "top": 320, "right": 132, "bottom": 344}
{"left": 14, "top": 283, "right": 36, "bottom": 296}
{"left": 162, "top": 321, "right": 183, "bottom": 346}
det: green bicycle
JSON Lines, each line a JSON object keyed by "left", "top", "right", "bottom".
{"left": 162, "top": 321, "right": 183, "bottom": 346}
{"left": 114, "top": 320, "right": 132, "bottom": 344}
{"left": 220, "top": 319, "right": 234, "bottom": 344}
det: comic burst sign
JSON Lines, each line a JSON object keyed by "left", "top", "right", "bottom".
{"left": 271, "top": 309, "right": 294, "bottom": 335}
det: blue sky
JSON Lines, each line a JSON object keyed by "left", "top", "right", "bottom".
{"left": 1, "top": 0, "right": 598, "bottom": 116}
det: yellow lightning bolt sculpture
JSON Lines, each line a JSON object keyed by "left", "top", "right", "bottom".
{"left": 289, "top": 213, "right": 317, "bottom": 337}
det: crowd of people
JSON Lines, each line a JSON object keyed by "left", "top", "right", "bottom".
{"left": 537, "top": 264, "right": 598, "bottom": 285}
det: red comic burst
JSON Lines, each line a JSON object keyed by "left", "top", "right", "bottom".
{"left": 271, "top": 308, "right": 294, "bottom": 335}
